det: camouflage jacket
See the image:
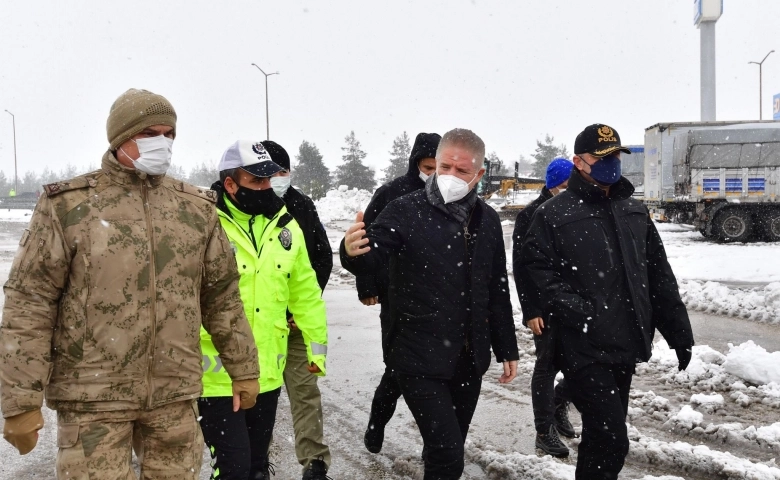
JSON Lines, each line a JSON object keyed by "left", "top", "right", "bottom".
{"left": 0, "top": 153, "right": 259, "bottom": 417}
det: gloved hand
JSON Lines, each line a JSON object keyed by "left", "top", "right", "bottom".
{"left": 3, "top": 409, "right": 44, "bottom": 455}
{"left": 231, "top": 378, "right": 259, "bottom": 412}
{"left": 675, "top": 347, "right": 692, "bottom": 371}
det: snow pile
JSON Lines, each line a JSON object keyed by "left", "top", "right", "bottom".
{"left": 680, "top": 280, "right": 780, "bottom": 324}
{"left": 466, "top": 440, "right": 574, "bottom": 479}
{"left": 639, "top": 340, "right": 780, "bottom": 409}
{"left": 627, "top": 390, "right": 671, "bottom": 422}
{"left": 690, "top": 393, "right": 724, "bottom": 406}
{"left": 689, "top": 392, "right": 725, "bottom": 413}
{"left": 314, "top": 185, "right": 373, "bottom": 225}
{"left": 669, "top": 405, "right": 703, "bottom": 429}
{"left": 0, "top": 209, "right": 34, "bottom": 222}
{"left": 723, "top": 340, "right": 780, "bottom": 385}
{"left": 627, "top": 425, "right": 780, "bottom": 479}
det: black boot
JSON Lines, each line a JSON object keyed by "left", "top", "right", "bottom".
{"left": 535, "top": 424, "right": 569, "bottom": 458}
{"left": 554, "top": 402, "right": 576, "bottom": 438}
{"left": 302, "top": 457, "right": 331, "bottom": 480}
{"left": 253, "top": 458, "right": 275, "bottom": 479}
{"left": 364, "top": 421, "right": 384, "bottom": 454}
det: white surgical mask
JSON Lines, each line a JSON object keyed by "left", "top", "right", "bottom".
{"left": 419, "top": 171, "right": 430, "bottom": 182}
{"left": 129, "top": 136, "right": 173, "bottom": 175}
{"left": 270, "top": 176, "right": 291, "bottom": 197}
{"left": 436, "top": 173, "right": 477, "bottom": 204}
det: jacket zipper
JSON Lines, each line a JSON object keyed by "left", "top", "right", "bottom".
{"left": 610, "top": 202, "right": 643, "bottom": 345}
{"left": 142, "top": 180, "right": 158, "bottom": 409}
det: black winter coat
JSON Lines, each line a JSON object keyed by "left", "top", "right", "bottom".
{"left": 356, "top": 161, "right": 426, "bottom": 300}
{"left": 340, "top": 191, "right": 519, "bottom": 379}
{"left": 512, "top": 187, "right": 553, "bottom": 324}
{"left": 283, "top": 186, "right": 333, "bottom": 291}
{"left": 520, "top": 172, "right": 694, "bottom": 373}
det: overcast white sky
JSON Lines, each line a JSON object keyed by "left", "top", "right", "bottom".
{"left": 1, "top": 0, "right": 778, "bottom": 183}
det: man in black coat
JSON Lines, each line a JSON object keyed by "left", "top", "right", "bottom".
{"left": 520, "top": 124, "right": 694, "bottom": 480}
{"left": 512, "top": 157, "right": 575, "bottom": 458}
{"left": 357, "top": 132, "right": 441, "bottom": 454}
{"left": 264, "top": 140, "right": 334, "bottom": 479}
{"left": 342, "top": 128, "right": 519, "bottom": 480}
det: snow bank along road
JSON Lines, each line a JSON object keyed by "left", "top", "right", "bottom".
{"left": 2, "top": 217, "right": 780, "bottom": 479}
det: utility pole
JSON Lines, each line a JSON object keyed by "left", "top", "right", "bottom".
{"left": 748, "top": 50, "right": 775, "bottom": 120}
{"left": 4, "top": 110, "right": 18, "bottom": 194}
{"left": 250, "top": 63, "right": 279, "bottom": 140}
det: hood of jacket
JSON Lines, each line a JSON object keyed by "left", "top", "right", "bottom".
{"left": 406, "top": 132, "right": 442, "bottom": 178}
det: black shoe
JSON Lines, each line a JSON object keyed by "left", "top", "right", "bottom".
{"left": 554, "top": 402, "right": 576, "bottom": 438}
{"left": 535, "top": 424, "right": 569, "bottom": 458}
{"left": 252, "top": 457, "right": 276, "bottom": 480}
{"left": 253, "top": 459, "right": 275, "bottom": 479}
{"left": 364, "top": 422, "right": 384, "bottom": 454}
{"left": 302, "top": 458, "right": 332, "bottom": 480}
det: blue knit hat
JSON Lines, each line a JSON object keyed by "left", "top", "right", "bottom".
{"left": 546, "top": 158, "right": 574, "bottom": 189}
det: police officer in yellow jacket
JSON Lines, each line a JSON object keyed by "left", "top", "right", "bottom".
{"left": 199, "top": 140, "right": 328, "bottom": 480}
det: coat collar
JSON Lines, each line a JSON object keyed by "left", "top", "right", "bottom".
{"left": 567, "top": 170, "right": 635, "bottom": 203}
{"left": 101, "top": 151, "right": 166, "bottom": 187}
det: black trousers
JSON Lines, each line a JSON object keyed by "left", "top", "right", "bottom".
{"left": 198, "top": 388, "right": 282, "bottom": 480}
{"left": 531, "top": 328, "right": 571, "bottom": 433}
{"left": 368, "top": 366, "right": 403, "bottom": 430}
{"left": 565, "top": 363, "right": 633, "bottom": 480}
{"left": 395, "top": 349, "right": 482, "bottom": 480}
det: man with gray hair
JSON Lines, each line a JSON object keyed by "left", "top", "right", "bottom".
{"left": 341, "top": 128, "right": 519, "bottom": 479}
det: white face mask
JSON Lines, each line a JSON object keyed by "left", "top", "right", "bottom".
{"left": 270, "top": 176, "right": 291, "bottom": 197}
{"left": 436, "top": 173, "right": 477, "bottom": 204}
{"left": 419, "top": 171, "right": 430, "bottom": 182}
{"left": 127, "top": 136, "right": 173, "bottom": 175}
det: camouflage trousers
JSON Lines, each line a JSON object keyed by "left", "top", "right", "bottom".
{"left": 55, "top": 400, "right": 203, "bottom": 480}
{"left": 283, "top": 328, "right": 331, "bottom": 470}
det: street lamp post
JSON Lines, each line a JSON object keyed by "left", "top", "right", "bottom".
{"left": 4, "top": 110, "right": 18, "bottom": 194}
{"left": 748, "top": 50, "right": 775, "bottom": 120}
{"left": 250, "top": 63, "right": 279, "bottom": 140}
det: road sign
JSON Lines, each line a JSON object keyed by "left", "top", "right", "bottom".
{"left": 694, "top": 0, "right": 723, "bottom": 26}
{"left": 774, "top": 93, "right": 780, "bottom": 121}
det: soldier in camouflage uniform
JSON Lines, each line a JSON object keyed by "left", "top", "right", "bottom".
{"left": 0, "top": 89, "right": 260, "bottom": 479}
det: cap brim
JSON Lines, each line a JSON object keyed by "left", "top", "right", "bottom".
{"left": 591, "top": 146, "right": 632, "bottom": 157}
{"left": 241, "top": 161, "right": 283, "bottom": 178}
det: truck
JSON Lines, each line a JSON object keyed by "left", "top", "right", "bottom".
{"left": 643, "top": 121, "right": 780, "bottom": 242}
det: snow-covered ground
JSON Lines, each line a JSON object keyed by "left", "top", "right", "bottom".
{"left": 2, "top": 188, "right": 780, "bottom": 479}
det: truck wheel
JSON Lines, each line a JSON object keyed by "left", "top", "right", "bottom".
{"left": 713, "top": 208, "right": 753, "bottom": 242}
{"left": 763, "top": 211, "right": 780, "bottom": 242}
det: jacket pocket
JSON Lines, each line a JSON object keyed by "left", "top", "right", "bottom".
{"left": 273, "top": 254, "right": 296, "bottom": 301}
{"left": 57, "top": 424, "right": 80, "bottom": 448}
{"left": 8, "top": 230, "right": 45, "bottom": 285}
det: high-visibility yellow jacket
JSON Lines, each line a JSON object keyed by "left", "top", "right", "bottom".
{"left": 201, "top": 193, "right": 327, "bottom": 396}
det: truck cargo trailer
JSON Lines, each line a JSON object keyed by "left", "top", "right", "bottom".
{"left": 643, "top": 121, "right": 780, "bottom": 242}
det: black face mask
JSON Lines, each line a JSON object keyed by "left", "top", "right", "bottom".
{"left": 232, "top": 185, "right": 284, "bottom": 218}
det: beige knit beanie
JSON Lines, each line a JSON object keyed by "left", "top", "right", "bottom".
{"left": 106, "top": 89, "right": 177, "bottom": 150}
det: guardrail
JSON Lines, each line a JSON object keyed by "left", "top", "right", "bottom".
{"left": 0, "top": 197, "right": 38, "bottom": 210}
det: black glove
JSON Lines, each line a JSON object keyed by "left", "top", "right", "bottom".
{"left": 675, "top": 347, "right": 692, "bottom": 371}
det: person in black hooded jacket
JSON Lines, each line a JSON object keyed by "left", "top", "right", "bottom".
{"left": 519, "top": 124, "right": 694, "bottom": 480}
{"left": 261, "top": 140, "right": 334, "bottom": 479}
{"left": 356, "top": 132, "right": 440, "bottom": 454}
{"left": 342, "top": 128, "right": 519, "bottom": 480}
{"left": 512, "top": 158, "right": 575, "bottom": 458}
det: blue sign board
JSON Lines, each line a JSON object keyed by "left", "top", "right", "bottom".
{"left": 774, "top": 93, "right": 780, "bottom": 121}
